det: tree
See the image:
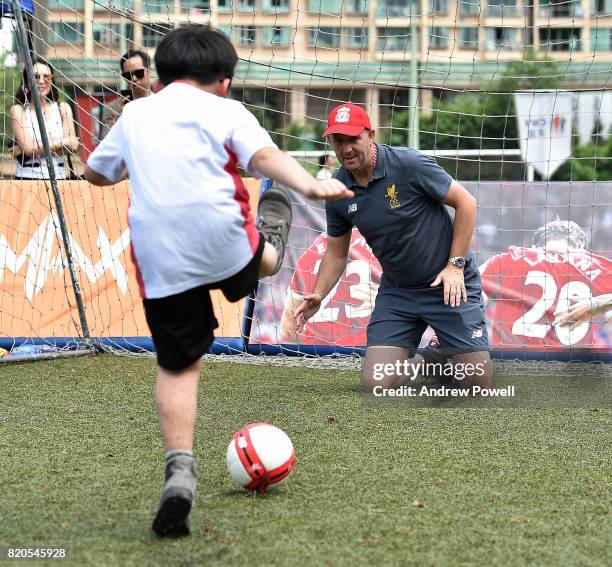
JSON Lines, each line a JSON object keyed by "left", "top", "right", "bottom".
{"left": 385, "top": 50, "right": 562, "bottom": 152}
{"left": 0, "top": 55, "right": 21, "bottom": 151}
{"left": 273, "top": 120, "right": 325, "bottom": 152}
{"left": 553, "top": 135, "right": 612, "bottom": 181}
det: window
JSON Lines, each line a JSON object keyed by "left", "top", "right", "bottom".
{"left": 487, "top": 0, "right": 518, "bottom": 17}
{"left": 458, "top": 0, "right": 480, "bottom": 16}
{"left": 178, "top": 0, "right": 211, "bottom": 15}
{"left": 308, "top": 0, "right": 343, "bottom": 14}
{"left": 428, "top": 26, "right": 449, "bottom": 48}
{"left": 459, "top": 27, "right": 479, "bottom": 48}
{"left": 97, "top": 0, "right": 134, "bottom": 8}
{"left": 46, "top": 0, "right": 84, "bottom": 8}
{"left": 263, "top": 26, "right": 290, "bottom": 46}
{"left": 218, "top": 0, "right": 233, "bottom": 11}
{"left": 143, "top": 24, "right": 171, "bottom": 48}
{"left": 591, "top": 28, "right": 612, "bottom": 50}
{"left": 343, "top": 27, "right": 368, "bottom": 48}
{"left": 592, "top": 0, "right": 612, "bottom": 15}
{"left": 309, "top": 27, "right": 341, "bottom": 48}
{"left": 93, "top": 23, "right": 132, "bottom": 46}
{"left": 485, "top": 27, "right": 519, "bottom": 50}
{"left": 238, "top": 0, "right": 255, "bottom": 12}
{"left": 539, "top": 28, "right": 581, "bottom": 51}
{"left": 218, "top": 25, "right": 232, "bottom": 38}
{"left": 48, "top": 22, "right": 85, "bottom": 44}
{"left": 427, "top": 0, "right": 448, "bottom": 15}
{"left": 540, "top": 0, "right": 583, "bottom": 18}
{"left": 377, "top": 27, "right": 411, "bottom": 51}
{"left": 262, "top": 0, "right": 290, "bottom": 11}
{"left": 346, "top": 0, "right": 368, "bottom": 13}
{"left": 141, "top": 0, "right": 167, "bottom": 14}
{"left": 377, "top": 0, "right": 417, "bottom": 17}
{"left": 238, "top": 25, "right": 257, "bottom": 46}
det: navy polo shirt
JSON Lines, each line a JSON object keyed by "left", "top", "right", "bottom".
{"left": 326, "top": 143, "right": 478, "bottom": 289}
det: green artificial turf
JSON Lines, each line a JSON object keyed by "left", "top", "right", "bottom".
{"left": 0, "top": 355, "right": 610, "bottom": 566}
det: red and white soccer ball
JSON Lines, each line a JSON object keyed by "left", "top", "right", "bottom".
{"left": 226, "top": 423, "right": 295, "bottom": 493}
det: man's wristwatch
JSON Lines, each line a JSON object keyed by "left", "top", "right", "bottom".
{"left": 448, "top": 256, "right": 466, "bottom": 269}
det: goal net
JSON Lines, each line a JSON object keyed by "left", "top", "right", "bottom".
{"left": 0, "top": 0, "right": 610, "bottom": 361}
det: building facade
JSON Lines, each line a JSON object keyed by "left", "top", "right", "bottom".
{"left": 37, "top": 0, "right": 612, "bottom": 128}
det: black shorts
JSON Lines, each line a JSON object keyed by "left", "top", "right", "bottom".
{"left": 367, "top": 269, "right": 490, "bottom": 355}
{"left": 143, "top": 233, "right": 264, "bottom": 371}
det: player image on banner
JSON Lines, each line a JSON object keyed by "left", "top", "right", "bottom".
{"left": 479, "top": 218, "right": 612, "bottom": 351}
{"left": 251, "top": 182, "right": 611, "bottom": 355}
{"left": 278, "top": 228, "right": 382, "bottom": 345}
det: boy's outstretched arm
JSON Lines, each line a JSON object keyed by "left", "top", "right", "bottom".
{"left": 249, "top": 147, "right": 353, "bottom": 200}
{"left": 85, "top": 165, "right": 129, "bottom": 186}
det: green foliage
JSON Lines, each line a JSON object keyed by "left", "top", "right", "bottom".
{"left": 553, "top": 134, "right": 612, "bottom": 181}
{"left": 383, "top": 51, "right": 612, "bottom": 180}
{"left": 0, "top": 57, "right": 21, "bottom": 151}
{"left": 387, "top": 51, "right": 563, "bottom": 152}
{"left": 273, "top": 120, "right": 326, "bottom": 152}
{"left": 419, "top": 94, "right": 516, "bottom": 151}
{"left": 489, "top": 49, "right": 563, "bottom": 93}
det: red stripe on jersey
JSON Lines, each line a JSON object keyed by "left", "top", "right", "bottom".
{"left": 224, "top": 145, "right": 259, "bottom": 254}
{"left": 126, "top": 202, "right": 146, "bottom": 298}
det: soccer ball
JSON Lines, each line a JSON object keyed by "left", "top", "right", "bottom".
{"left": 226, "top": 423, "right": 295, "bottom": 493}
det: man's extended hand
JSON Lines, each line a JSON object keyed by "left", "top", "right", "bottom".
{"left": 294, "top": 293, "right": 323, "bottom": 332}
{"left": 431, "top": 264, "right": 467, "bottom": 307}
{"left": 305, "top": 179, "right": 354, "bottom": 201}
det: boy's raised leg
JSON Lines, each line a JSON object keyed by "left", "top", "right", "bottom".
{"left": 257, "top": 183, "right": 292, "bottom": 276}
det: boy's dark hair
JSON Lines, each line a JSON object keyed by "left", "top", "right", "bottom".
{"left": 154, "top": 25, "right": 238, "bottom": 86}
{"left": 120, "top": 49, "right": 151, "bottom": 72}
{"left": 319, "top": 154, "right": 327, "bottom": 167}
{"left": 14, "top": 57, "right": 59, "bottom": 105}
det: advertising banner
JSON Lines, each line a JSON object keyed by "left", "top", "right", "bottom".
{"left": 2, "top": 180, "right": 609, "bottom": 356}
{"left": 0, "top": 180, "right": 260, "bottom": 340}
{"left": 251, "top": 182, "right": 612, "bottom": 355}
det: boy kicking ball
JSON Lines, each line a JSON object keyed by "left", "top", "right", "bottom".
{"left": 85, "top": 24, "right": 353, "bottom": 537}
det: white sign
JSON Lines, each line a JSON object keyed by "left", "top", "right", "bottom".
{"left": 574, "top": 91, "right": 601, "bottom": 146}
{"left": 514, "top": 91, "right": 573, "bottom": 179}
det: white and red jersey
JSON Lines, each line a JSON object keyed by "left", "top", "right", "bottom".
{"left": 87, "top": 82, "right": 276, "bottom": 299}
{"left": 479, "top": 246, "right": 612, "bottom": 349}
{"left": 287, "top": 229, "right": 382, "bottom": 345}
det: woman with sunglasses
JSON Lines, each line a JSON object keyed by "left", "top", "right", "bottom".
{"left": 10, "top": 58, "right": 80, "bottom": 180}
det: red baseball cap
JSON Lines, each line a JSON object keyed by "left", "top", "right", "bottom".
{"left": 323, "top": 103, "right": 372, "bottom": 137}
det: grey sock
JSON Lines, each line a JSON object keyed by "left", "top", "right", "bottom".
{"left": 165, "top": 449, "right": 193, "bottom": 462}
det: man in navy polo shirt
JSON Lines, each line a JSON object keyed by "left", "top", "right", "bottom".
{"left": 294, "top": 103, "right": 493, "bottom": 392}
